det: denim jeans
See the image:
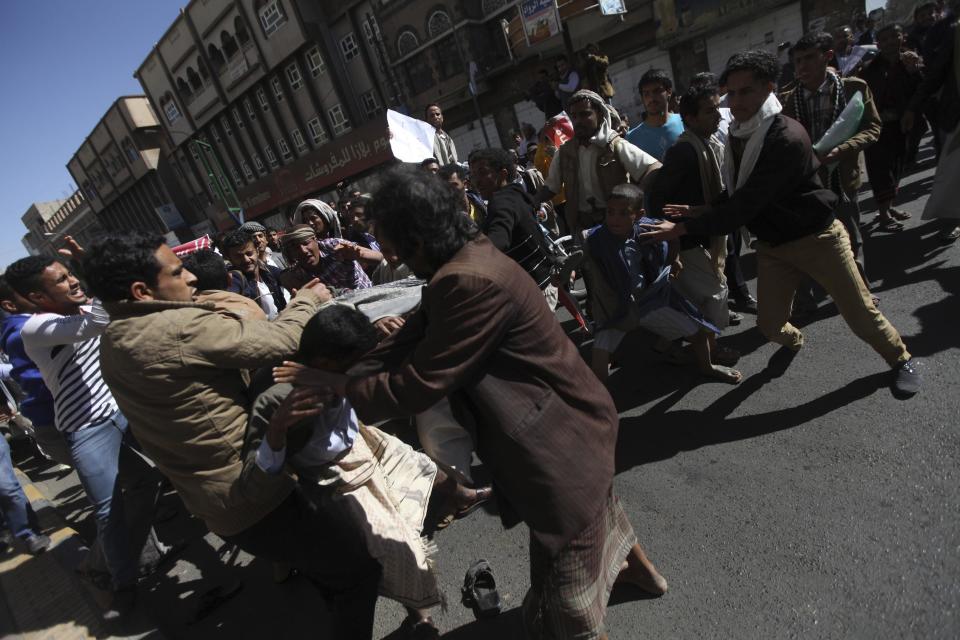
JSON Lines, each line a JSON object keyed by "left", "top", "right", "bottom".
{"left": 65, "top": 411, "right": 160, "bottom": 589}
{"left": 0, "top": 434, "right": 40, "bottom": 540}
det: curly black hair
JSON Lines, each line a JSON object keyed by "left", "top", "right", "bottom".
{"left": 297, "top": 304, "right": 379, "bottom": 365}
{"left": 368, "top": 165, "right": 478, "bottom": 270}
{"left": 82, "top": 232, "right": 166, "bottom": 303}
{"left": 220, "top": 229, "right": 255, "bottom": 254}
{"left": 678, "top": 78, "right": 720, "bottom": 122}
{"left": 720, "top": 50, "right": 780, "bottom": 86}
{"left": 468, "top": 147, "right": 518, "bottom": 182}
{"left": 792, "top": 31, "right": 834, "bottom": 55}
{"left": 181, "top": 249, "right": 229, "bottom": 291}
{"left": 4, "top": 256, "right": 59, "bottom": 298}
{"left": 639, "top": 68, "right": 673, "bottom": 92}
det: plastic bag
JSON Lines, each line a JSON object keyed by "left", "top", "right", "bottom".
{"left": 813, "top": 91, "right": 864, "bottom": 155}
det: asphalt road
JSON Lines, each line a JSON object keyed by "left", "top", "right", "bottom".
{"left": 13, "top": 139, "right": 958, "bottom": 639}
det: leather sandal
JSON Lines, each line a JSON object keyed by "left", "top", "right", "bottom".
{"left": 461, "top": 559, "right": 502, "bottom": 619}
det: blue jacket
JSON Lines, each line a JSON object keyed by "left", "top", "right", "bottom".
{"left": 0, "top": 314, "right": 55, "bottom": 427}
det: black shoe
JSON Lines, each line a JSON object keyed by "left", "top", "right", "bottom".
{"left": 24, "top": 533, "right": 51, "bottom": 555}
{"left": 732, "top": 294, "right": 758, "bottom": 313}
{"left": 728, "top": 310, "right": 743, "bottom": 326}
{"left": 568, "top": 287, "right": 588, "bottom": 301}
{"left": 893, "top": 359, "right": 923, "bottom": 396}
{"left": 102, "top": 586, "right": 137, "bottom": 622}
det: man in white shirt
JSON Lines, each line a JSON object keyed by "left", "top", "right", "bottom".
{"left": 5, "top": 254, "right": 162, "bottom": 619}
{"left": 222, "top": 229, "right": 289, "bottom": 320}
{"left": 425, "top": 103, "right": 458, "bottom": 165}
{"left": 239, "top": 220, "right": 286, "bottom": 269}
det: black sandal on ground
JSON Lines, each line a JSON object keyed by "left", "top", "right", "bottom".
{"left": 456, "top": 486, "right": 493, "bottom": 520}
{"left": 877, "top": 218, "right": 904, "bottom": 232}
{"left": 888, "top": 208, "right": 912, "bottom": 221}
{"left": 461, "top": 559, "right": 502, "bottom": 619}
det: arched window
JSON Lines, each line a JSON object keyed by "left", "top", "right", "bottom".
{"left": 176, "top": 77, "right": 192, "bottom": 98}
{"left": 197, "top": 56, "right": 208, "bottom": 79}
{"left": 208, "top": 43, "right": 225, "bottom": 70}
{"left": 221, "top": 30, "right": 239, "bottom": 59}
{"left": 427, "top": 10, "right": 452, "bottom": 39}
{"left": 397, "top": 30, "right": 419, "bottom": 57}
{"left": 187, "top": 66, "right": 203, "bottom": 91}
{"left": 235, "top": 16, "right": 250, "bottom": 44}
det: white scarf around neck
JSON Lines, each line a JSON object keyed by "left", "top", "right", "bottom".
{"left": 725, "top": 93, "right": 782, "bottom": 194}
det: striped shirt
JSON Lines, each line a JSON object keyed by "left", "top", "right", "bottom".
{"left": 22, "top": 302, "right": 116, "bottom": 433}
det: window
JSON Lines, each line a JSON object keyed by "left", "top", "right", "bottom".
{"left": 265, "top": 146, "right": 277, "bottom": 166}
{"left": 189, "top": 143, "right": 201, "bottom": 162}
{"left": 245, "top": 98, "right": 257, "bottom": 121}
{"left": 207, "top": 43, "right": 226, "bottom": 71}
{"left": 231, "top": 167, "right": 242, "bottom": 186}
{"left": 222, "top": 116, "right": 233, "bottom": 136}
{"left": 340, "top": 33, "right": 359, "bottom": 61}
{"left": 254, "top": 154, "right": 265, "bottom": 172}
{"left": 187, "top": 66, "right": 203, "bottom": 91}
{"left": 278, "top": 137, "right": 291, "bottom": 159}
{"left": 122, "top": 138, "right": 138, "bottom": 163}
{"left": 271, "top": 76, "right": 284, "bottom": 101}
{"left": 163, "top": 97, "right": 181, "bottom": 124}
{"left": 177, "top": 77, "right": 192, "bottom": 98}
{"left": 291, "top": 128, "right": 307, "bottom": 152}
{"left": 221, "top": 31, "right": 239, "bottom": 59}
{"left": 360, "top": 90, "right": 380, "bottom": 118}
{"left": 235, "top": 16, "right": 250, "bottom": 45}
{"left": 232, "top": 107, "right": 245, "bottom": 129}
{"left": 212, "top": 127, "right": 221, "bottom": 143}
{"left": 427, "top": 10, "right": 452, "bottom": 38}
{"left": 397, "top": 30, "right": 419, "bottom": 57}
{"left": 362, "top": 19, "right": 378, "bottom": 48}
{"left": 328, "top": 104, "right": 350, "bottom": 135}
{"left": 307, "top": 116, "right": 327, "bottom": 144}
{"left": 242, "top": 161, "right": 253, "bottom": 179}
{"left": 306, "top": 46, "right": 326, "bottom": 77}
{"left": 258, "top": 0, "right": 287, "bottom": 37}
{"left": 257, "top": 87, "right": 270, "bottom": 111}
{"left": 285, "top": 62, "right": 303, "bottom": 90}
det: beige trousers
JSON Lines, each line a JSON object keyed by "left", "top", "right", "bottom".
{"left": 756, "top": 220, "right": 910, "bottom": 367}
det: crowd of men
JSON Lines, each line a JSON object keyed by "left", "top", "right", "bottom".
{"left": 0, "top": 4, "right": 955, "bottom": 638}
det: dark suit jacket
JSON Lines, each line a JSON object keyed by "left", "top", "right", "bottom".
{"left": 684, "top": 115, "right": 837, "bottom": 246}
{"left": 346, "top": 236, "right": 619, "bottom": 557}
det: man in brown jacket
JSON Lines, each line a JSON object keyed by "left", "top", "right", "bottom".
{"left": 277, "top": 167, "right": 668, "bottom": 640}
{"left": 781, "top": 31, "right": 882, "bottom": 291}
{"left": 82, "top": 233, "right": 381, "bottom": 640}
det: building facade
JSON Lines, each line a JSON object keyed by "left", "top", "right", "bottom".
{"left": 134, "top": 0, "right": 397, "bottom": 232}
{"left": 65, "top": 96, "right": 196, "bottom": 243}
{"left": 20, "top": 200, "right": 66, "bottom": 257}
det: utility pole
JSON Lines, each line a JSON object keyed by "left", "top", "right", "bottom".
{"left": 451, "top": 22, "right": 491, "bottom": 148}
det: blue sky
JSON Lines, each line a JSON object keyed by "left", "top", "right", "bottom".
{"left": 0, "top": 0, "right": 184, "bottom": 267}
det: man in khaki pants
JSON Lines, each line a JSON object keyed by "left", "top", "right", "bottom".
{"left": 639, "top": 50, "right": 922, "bottom": 395}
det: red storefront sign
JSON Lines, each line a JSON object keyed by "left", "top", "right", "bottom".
{"left": 234, "top": 118, "right": 393, "bottom": 223}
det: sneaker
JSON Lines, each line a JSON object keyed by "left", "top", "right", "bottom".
{"left": 938, "top": 224, "right": 960, "bottom": 242}
{"left": 24, "top": 533, "right": 51, "bottom": 555}
{"left": 102, "top": 587, "right": 137, "bottom": 622}
{"left": 731, "top": 294, "right": 758, "bottom": 313}
{"left": 893, "top": 359, "right": 923, "bottom": 396}
{"left": 728, "top": 310, "right": 743, "bottom": 326}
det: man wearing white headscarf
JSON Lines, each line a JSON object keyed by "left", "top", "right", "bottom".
{"left": 537, "top": 89, "right": 661, "bottom": 239}
{"left": 638, "top": 51, "right": 923, "bottom": 396}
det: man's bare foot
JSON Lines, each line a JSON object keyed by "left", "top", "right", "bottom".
{"left": 702, "top": 364, "right": 742, "bottom": 384}
{"left": 616, "top": 544, "right": 669, "bottom": 596}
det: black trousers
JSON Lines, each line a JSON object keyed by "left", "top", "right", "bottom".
{"left": 725, "top": 229, "right": 752, "bottom": 300}
{"left": 223, "top": 489, "right": 381, "bottom": 640}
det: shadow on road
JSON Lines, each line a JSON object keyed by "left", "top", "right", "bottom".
{"left": 614, "top": 352, "right": 890, "bottom": 473}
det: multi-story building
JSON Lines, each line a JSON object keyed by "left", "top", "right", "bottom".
{"left": 371, "top": 0, "right": 864, "bottom": 156}
{"left": 20, "top": 200, "right": 66, "bottom": 257}
{"left": 39, "top": 191, "right": 105, "bottom": 254}
{"left": 65, "top": 96, "right": 198, "bottom": 243}
{"left": 134, "top": 0, "right": 397, "bottom": 231}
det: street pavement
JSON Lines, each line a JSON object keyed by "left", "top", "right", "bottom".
{"left": 3, "top": 139, "right": 957, "bottom": 639}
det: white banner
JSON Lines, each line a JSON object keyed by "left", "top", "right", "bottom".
{"left": 386, "top": 109, "right": 437, "bottom": 163}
